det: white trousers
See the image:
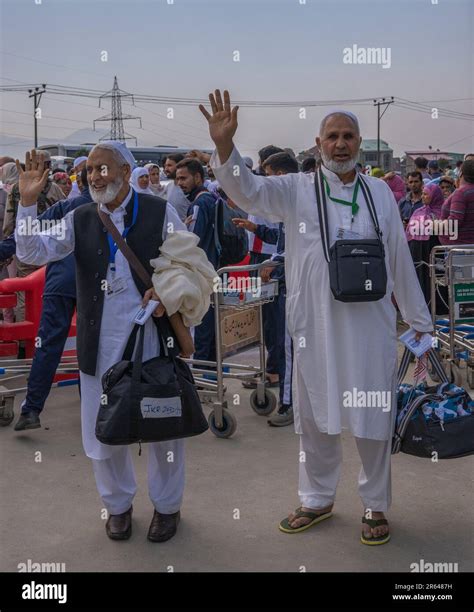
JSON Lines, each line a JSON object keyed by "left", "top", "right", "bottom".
{"left": 91, "top": 439, "right": 185, "bottom": 516}
{"left": 298, "top": 413, "right": 392, "bottom": 512}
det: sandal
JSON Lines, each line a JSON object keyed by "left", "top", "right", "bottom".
{"left": 360, "top": 516, "right": 391, "bottom": 546}
{"left": 279, "top": 506, "right": 333, "bottom": 534}
{"left": 242, "top": 375, "right": 279, "bottom": 389}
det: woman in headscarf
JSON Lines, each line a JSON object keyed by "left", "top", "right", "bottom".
{"left": 422, "top": 182, "right": 444, "bottom": 219}
{"left": 145, "top": 163, "right": 167, "bottom": 197}
{"left": 52, "top": 172, "right": 72, "bottom": 198}
{"left": 406, "top": 183, "right": 444, "bottom": 306}
{"left": 130, "top": 167, "right": 154, "bottom": 195}
{"left": 439, "top": 175, "right": 455, "bottom": 200}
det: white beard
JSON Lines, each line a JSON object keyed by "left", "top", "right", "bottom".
{"left": 89, "top": 177, "right": 124, "bottom": 204}
{"left": 321, "top": 151, "right": 357, "bottom": 175}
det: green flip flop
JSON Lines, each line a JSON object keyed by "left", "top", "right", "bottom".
{"left": 360, "top": 516, "right": 391, "bottom": 546}
{"left": 279, "top": 506, "right": 333, "bottom": 534}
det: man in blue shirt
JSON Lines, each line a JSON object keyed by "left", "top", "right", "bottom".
{"left": 398, "top": 171, "right": 424, "bottom": 225}
{"left": 175, "top": 158, "right": 218, "bottom": 365}
{"left": 0, "top": 171, "right": 91, "bottom": 430}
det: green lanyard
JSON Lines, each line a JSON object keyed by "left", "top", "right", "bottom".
{"left": 322, "top": 175, "right": 360, "bottom": 219}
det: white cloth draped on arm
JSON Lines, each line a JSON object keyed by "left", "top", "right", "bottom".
{"left": 150, "top": 230, "right": 217, "bottom": 327}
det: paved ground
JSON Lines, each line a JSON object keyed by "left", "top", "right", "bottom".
{"left": 0, "top": 346, "right": 472, "bottom": 573}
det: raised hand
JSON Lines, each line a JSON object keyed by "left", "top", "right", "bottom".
{"left": 15, "top": 150, "right": 50, "bottom": 206}
{"left": 185, "top": 150, "right": 200, "bottom": 160}
{"left": 232, "top": 218, "right": 257, "bottom": 233}
{"left": 199, "top": 90, "right": 239, "bottom": 163}
{"left": 186, "top": 150, "right": 211, "bottom": 164}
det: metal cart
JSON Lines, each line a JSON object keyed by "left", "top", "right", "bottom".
{"left": 0, "top": 356, "right": 79, "bottom": 426}
{"left": 185, "top": 262, "right": 279, "bottom": 438}
{"left": 429, "top": 244, "right": 474, "bottom": 387}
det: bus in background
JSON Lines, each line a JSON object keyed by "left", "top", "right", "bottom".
{"left": 50, "top": 156, "right": 74, "bottom": 171}
{"left": 38, "top": 144, "right": 213, "bottom": 168}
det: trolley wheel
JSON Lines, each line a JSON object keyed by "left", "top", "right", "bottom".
{"left": 249, "top": 388, "right": 277, "bottom": 416}
{"left": 450, "top": 363, "right": 463, "bottom": 387}
{"left": 208, "top": 408, "right": 237, "bottom": 439}
{"left": 0, "top": 396, "right": 14, "bottom": 427}
{"left": 467, "top": 367, "right": 474, "bottom": 389}
{"left": 427, "top": 360, "right": 441, "bottom": 383}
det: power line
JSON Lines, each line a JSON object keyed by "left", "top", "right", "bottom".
{"left": 0, "top": 107, "right": 93, "bottom": 125}
{"left": 439, "top": 133, "right": 474, "bottom": 149}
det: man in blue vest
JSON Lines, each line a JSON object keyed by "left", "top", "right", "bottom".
{"left": 0, "top": 168, "right": 91, "bottom": 431}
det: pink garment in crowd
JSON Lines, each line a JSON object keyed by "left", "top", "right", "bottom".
{"left": 385, "top": 174, "right": 406, "bottom": 203}
{"left": 405, "top": 205, "right": 434, "bottom": 242}
{"left": 423, "top": 183, "right": 444, "bottom": 219}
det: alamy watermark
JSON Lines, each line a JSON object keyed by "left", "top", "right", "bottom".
{"left": 21, "top": 581, "right": 67, "bottom": 605}
{"left": 410, "top": 559, "right": 459, "bottom": 573}
{"left": 343, "top": 44, "right": 391, "bottom": 69}
{"left": 342, "top": 387, "right": 391, "bottom": 412}
{"left": 18, "top": 559, "right": 66, "bottom": 572}
{"left": 407, "top": 218, "right": 458, "bottom": 241}
{"left": 213, "top": 273, "right": 262, "bottom": 296}
{"left": 16, "top": 218, "right": 67, "bottom": 241}
{"left": 19, "top": 560, "right": 67, "bottom": 605}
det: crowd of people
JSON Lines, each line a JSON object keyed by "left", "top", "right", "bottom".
{"left": 0, "top": 89, "right": 473, "bottom": 545}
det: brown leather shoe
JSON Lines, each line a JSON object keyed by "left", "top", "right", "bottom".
{"left": 147, "top": 509, "right": 180, "bottom": 543}
{"left": 105, "top": 506, "right": 133, "bottom": 540}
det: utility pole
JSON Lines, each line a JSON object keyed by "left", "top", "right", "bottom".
{"left": 28, "top": 84, "right": 46, "bottom": 148}
{"left": 373, "top": 97, "right": 394, "bottom": 169}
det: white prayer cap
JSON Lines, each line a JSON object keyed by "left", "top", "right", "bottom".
{"left": 73, "top": 156, "right": 88, "bottom": 169}
{"left": 91, "top": 140, "right": 137, "bottom": 170}
{"left": 319, "top": 110, "right": 360, "bottom": 134}
{"left": 242, "top": 156, "right": 254, "bottom": 169}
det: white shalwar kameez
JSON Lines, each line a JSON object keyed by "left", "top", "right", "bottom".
{"left": 211, "top": 147, "right": 433, "bottom": 511}
{"left": 15, "top": 189, "right": 187, "bottom": 516}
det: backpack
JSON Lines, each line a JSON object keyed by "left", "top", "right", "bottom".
{"left": 213, "top": 195, "right": 248, "bottom": 266}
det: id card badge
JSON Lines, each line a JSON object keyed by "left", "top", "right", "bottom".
{"left": 105, "top": 274, "right": 127, "bottom": 298}
{"left": 334, "top": 226, "right": 361, "bottom": 241}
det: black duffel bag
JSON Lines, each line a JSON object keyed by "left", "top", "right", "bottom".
{"left": 96, "top": 321, "right": 208, "bottom": 446}
{"left": 393, "top": 347, "right": 474, "bottom": 459}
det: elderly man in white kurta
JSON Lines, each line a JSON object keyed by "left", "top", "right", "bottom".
{"left": 13, "top": 144, "right": 199, "bottom": 544}
{"left": 200, "top": 90, "right": 433, "bottom": 545}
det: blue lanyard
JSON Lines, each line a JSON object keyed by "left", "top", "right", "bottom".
{"left": 107, "top": 191, "right": 138, "bottom": 267}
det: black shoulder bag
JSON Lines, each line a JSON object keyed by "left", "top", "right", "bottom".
{"left": 95, "top": 319, "right": 208, "bottom": 447}
{"left": 95, "top": 208, "right": 208, "bottom": 447}
{"left": 314, "top": 168, "right": 387, "bottom": 302}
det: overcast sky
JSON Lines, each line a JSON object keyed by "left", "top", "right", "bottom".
{"left": 1, "top": 0, "right": 473, "bottom": 161}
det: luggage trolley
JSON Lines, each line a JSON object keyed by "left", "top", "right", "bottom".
{"left": 185, "top": 262, "right": 279, "bottom": 438}
{"left": 429, "top": 244, "right": 474, "bottom": 387}
{"left": 0, "top": 355, "right": 79, "bottom": 426}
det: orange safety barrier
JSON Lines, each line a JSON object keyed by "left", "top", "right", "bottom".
{"left": 0, "top": 267, "right": 77, "bottom": 381}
